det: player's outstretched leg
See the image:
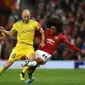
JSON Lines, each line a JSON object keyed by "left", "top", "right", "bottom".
{"left": 0, "top": 60, "right": 13, "bottom": 75}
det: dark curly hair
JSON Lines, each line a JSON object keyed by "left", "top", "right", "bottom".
{"left": 46, "top": 17, "right": 63, "bottom": 33}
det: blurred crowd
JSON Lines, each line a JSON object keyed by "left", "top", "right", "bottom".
{"left": 0, "top": 0, "right": 85, "bottom": 60}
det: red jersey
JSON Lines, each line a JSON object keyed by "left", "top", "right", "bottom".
{"left": 38, "top": 30, "right": 82, "bottom": 55}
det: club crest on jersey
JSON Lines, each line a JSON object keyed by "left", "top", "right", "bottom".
{"left": 55, "top": 36, "right": 59, "bottom": 40}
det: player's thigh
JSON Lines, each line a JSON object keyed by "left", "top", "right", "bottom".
{"left": 8, "top": 48, "right": 24, "bottom": 62}
{"left": 25, "top": 47, "right": 36, "bottom": 60}
{"left": 35, "top": 58, "right": 44, "bottom": 64}
{"left": 36, "top": 50, "right": 51, "bottom": 63}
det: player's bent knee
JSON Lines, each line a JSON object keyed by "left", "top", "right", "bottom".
{"left": 29, "top": 54, "right": 36, "bottom": 61}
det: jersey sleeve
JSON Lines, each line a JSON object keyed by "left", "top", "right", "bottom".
{"left": 61, "top": 34, "right": 82, "bottom": 52}
{"left": 12, "top": 23, "right": 18, "bottom": 31}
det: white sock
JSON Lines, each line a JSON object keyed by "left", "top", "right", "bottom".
{"left": 28, "top": 61, "right": 37, "bottom": 67}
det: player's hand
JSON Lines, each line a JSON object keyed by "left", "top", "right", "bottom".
{"left": 37, "top": 24, "right": 41, "bottom": 30}
{"left": 81, "top": 50, "right": 85, "bottom": 54}
{"left": 39, "top": 42, "right": 45, "bottom": 47}
{"left": 0, "top": 26, "right": 5, "bottom": 32}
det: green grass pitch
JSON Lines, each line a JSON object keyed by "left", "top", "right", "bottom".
{"left": 0, "top": 69, "right": 85, "bottom": 85}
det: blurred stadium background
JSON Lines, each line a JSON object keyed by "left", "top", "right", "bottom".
{"left": 0, "top": 0, "right": 85, "bottom": 85}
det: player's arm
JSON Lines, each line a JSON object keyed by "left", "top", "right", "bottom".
{"left": 0, "top": 26, "right": 16, "bottom": 37}
{"left": 61, "top": 34, "right": 85, "bottom": 53}
{"left": 36, "top": 24, "right": 45, "bottom": 47}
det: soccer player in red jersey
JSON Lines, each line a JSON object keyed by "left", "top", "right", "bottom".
{"left": 20, "top": 17, "right": 85, "bottom": 84}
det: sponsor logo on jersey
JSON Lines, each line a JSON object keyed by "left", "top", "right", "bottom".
{"left": 21, "top": 29, "right": 33, "bottom": 33}
{"left": 46, "top": 38, "right": 54, "bottom": 45}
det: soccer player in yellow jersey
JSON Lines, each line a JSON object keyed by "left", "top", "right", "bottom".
{"left": 0, "top": 9, "right": 45, "bottom": 77}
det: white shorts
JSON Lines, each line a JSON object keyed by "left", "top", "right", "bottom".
{"left": 36, "top": 50, "right": 51, "bottom": 62}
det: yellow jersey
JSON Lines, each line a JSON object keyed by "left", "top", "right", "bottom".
{"left": 12, "top": 19, "right": 38, "bottom": 45}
